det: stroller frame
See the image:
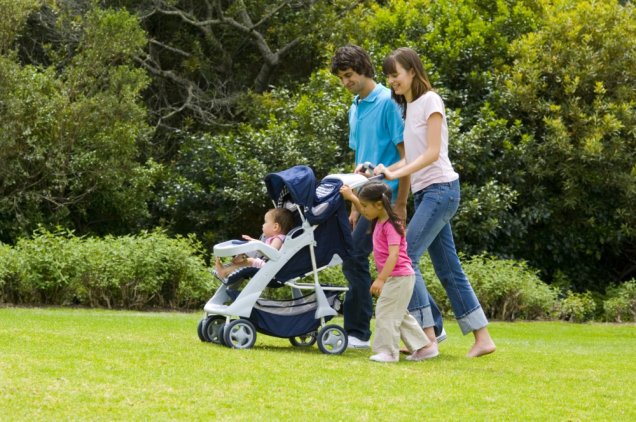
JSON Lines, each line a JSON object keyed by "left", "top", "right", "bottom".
{"left": 198, "top": 171, "right": 369, "bottom": 355}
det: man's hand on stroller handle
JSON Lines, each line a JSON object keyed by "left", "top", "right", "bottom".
{"left": 356, "top": 162, "right": 387, "bottom": 180}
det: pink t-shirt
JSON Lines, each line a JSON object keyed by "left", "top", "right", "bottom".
{"left": 404, "top": 91, "right": 458, "bottom": 193}
{"left": 372, "top": 220, "right": 414, "bottom": 277}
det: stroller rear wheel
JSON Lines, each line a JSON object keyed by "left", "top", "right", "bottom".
{"left": 289, "top": 332, "right": 317, "bottom": 348}
{"left": 201, "top": 315, "right": 226, "bottom": 344}
{"left": 223, "top": 319, "right": 257, "bottom": 349}
{"left": 317, "top": 324, "right": 347, "bottom": 355}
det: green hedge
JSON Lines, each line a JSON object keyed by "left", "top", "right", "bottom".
{"left": 2, "top": 230, "right": 633, "bottom": 322}
{"left": 422, "top": 253, "right": 558, "bottom": 321}
{"left": 0, "top": 229, "right": 215, "bottom": 309}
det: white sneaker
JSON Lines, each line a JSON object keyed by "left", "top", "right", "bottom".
{"left": 436, "top": 328, "right": 447, "bottom": 343}
{"left": 347, "top": 336, "right": 371, "bottom": 349}
{"left": 370, "top": 353, "right": 398, "bottom": 363}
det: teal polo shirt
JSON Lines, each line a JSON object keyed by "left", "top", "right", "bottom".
{"left": 348, "top": 83, "right": 404, "bottom": 202}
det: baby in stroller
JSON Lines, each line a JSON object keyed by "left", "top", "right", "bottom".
{"left": 198, "top": 165, "right": 368, "bottom": 354}
{"left": 213, "top": 207, "right": 295, "bottom": 281}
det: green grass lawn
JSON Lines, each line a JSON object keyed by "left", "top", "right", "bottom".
{"left": 1, "top": 307, "right": 634, "bottom": 421}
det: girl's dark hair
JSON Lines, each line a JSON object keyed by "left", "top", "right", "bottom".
{"left": 331, "top": 44, "right": 375, "bottom": 79}
{"left": 382, "top": 47, "right": 433, "bottom": 118}
{"left": 357, "top": 182, "right": 404, "bottom": 236}
{"left": 268, "top": 208, "right": 296, "bottom": 234}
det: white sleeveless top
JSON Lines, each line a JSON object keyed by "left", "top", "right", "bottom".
{"left": 403, "top": 91, "right": 458, "bottom": 193}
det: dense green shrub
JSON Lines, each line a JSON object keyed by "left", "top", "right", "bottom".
{"left": 0, "top": 7, "right": 157, "bottom": 244}
{"left": 421, "top": 253, "right": 558, "bottom": 321}
{"left": 603, "top": 280, "right": 636, "bottom": 322}
{"left": 0, "top": 229, "right": 215, "bottom": 309}
{"left": 558, "top": 291, "right": 597, "bottom": 323}
{"left": 498, "top": 0, "right": 636, "bottom": 289}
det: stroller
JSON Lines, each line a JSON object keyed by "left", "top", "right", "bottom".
{"left": 197, "top": 165, "right": 369, "bottom": 355}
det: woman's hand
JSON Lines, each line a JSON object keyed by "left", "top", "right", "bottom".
{"left": 374, "top": 164, "right": 396, "bottom": 180}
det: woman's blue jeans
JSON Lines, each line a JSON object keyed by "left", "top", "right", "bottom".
{"left": 407, "top": 179, "right": 488, "bottom": 335}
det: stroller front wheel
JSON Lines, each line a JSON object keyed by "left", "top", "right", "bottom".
{"left": 223, "top": 319, "right": 257, "bottom": 349}
{"left": 201, "top": 315, "right": 226, "bottom": 344}
{"left": 317, "top": 324, "right": 347, "bottom": 355}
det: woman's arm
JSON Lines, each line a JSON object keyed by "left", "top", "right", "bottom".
{"left": 375, "top": 112, "right": 443, "bottom": 180}
{"left": 393, "top": 143, "right": 410, "bottom": 222}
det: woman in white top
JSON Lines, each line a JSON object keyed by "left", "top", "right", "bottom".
{"left": 374, "top": 48, "right": 495, "bottom": 357}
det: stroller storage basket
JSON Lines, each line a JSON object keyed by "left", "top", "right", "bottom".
{"left": 250, "top": 291, "right": 342, "bottom": 338}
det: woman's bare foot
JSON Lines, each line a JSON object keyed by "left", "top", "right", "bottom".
{"left": 467, "top": 327, "right": 496, "bottom": 357}
{"left": 467, "top": 341, "right": 496, "bottom": 358}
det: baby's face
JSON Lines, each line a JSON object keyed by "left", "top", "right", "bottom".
{"left": 262, "top": 212, "right": 279, "bottom": 237}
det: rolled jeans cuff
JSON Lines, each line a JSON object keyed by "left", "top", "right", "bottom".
{"left": 457, "top": 307, "right": 488, "bottom": 335}
{"left": 409, "top": 306, "right": 435, "bottom": 329}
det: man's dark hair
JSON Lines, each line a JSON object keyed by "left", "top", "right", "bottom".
{"left": 330, "top": 44, "right": 375, "bottom": 78}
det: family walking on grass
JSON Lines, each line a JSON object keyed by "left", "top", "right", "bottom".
{"left": 331, "top": 44, "right": 496, "bottom": 362}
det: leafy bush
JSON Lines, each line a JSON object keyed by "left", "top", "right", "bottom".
{"left": 498, "top": 0, "right": 636, "bottom": 289}
{"left": 603, "top": 280, "right": 636, "bottom": 322}
{"left": 420, "top": 253, "right": 558, "bottom": 321}
{"left": 0, "top": 7, "right": 156, "bottom": 244}
{"left": 0, "top": 228, "right": 215, "bottom": 309}
{"left": 558, "top": 291, "right": 597, "bottom": 323}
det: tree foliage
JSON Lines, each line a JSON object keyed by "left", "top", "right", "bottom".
{"left": 0, "top": 5, "right": 157, "bottom": 242}
{"left": 499, "top": 0, "right": 636, "bottom": 288}
{"left": 104, "top": 0, "right": 359, "bottom": 135}
{"left": 153, "top": 70, "right": 351, "bottom": 243}
{"left": 2, "top": 0, "right": 635, "bottom": 293}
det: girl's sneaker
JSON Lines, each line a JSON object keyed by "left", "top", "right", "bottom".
{"left": 370, "top": 353, "right": 398, "bottom": 363}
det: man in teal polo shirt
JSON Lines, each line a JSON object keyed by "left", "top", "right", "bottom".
{"left": 331, "top": 45, "right": 412, "bottom": 348}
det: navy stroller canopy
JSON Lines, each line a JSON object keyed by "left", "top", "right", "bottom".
{"left": 263, "top": 165, "right": 353, "bottom": 282}
{"left": 265, "top": 165, "right": 316, "bottom": 209}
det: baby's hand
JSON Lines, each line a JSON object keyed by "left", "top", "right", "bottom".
{"left": 339, "top": 185, "right": 354, "bottom": 201}
{"left": 241, "top": 234, "right": 257, "bottom": 241}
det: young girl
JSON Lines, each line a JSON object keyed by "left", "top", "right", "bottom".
{"left": 375, "top": 47, "right": 496, "bottom": 357}
{"left": 340, "top": 181, "right": 438, "bottom": 362}
{"left": 214, "top": 208, "right": 295, "bottom": 280}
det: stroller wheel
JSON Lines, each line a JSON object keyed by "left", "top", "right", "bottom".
{"left": 223, "top": 319, "right": 257, "bottom": 349}
{"left": 201, "top": 315, "right": 226, "bottom": 344}
{"left": 197, "top": 318, "right": 207, "bottom": 342}
{"left": 317, "top": 324, "right": 347, "bottom": 355}
{"left": 289, "top": 332, "right": 317, "bottom": 348}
